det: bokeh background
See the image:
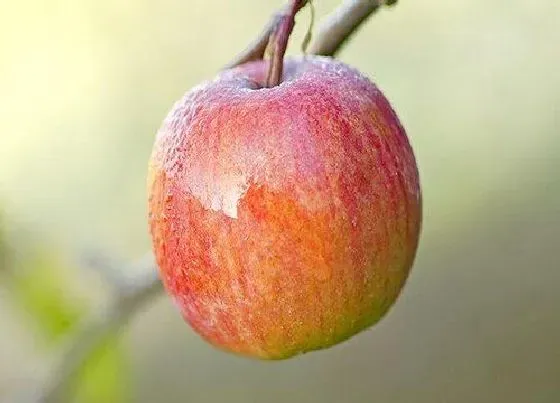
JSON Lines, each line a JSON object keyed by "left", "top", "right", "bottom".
{"left": 1, "top": 0, "right": 559, "bottom": 402}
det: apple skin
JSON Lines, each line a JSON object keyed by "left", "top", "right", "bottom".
{"left": 148, "top": 56, "right": 421, "bottom": 360}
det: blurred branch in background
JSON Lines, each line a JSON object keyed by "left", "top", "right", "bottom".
{"left": 25, "top": 1, "right": 399, "bottom": 402}
{"left": 1, "top": 221, "right": 130, "bottom": 403}
{"left": 28, "top": 255, "right": 160, "bottom": 403}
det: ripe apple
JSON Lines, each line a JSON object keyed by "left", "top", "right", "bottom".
{"left": 148, "top": 56, "right": 422, "bottom": 359}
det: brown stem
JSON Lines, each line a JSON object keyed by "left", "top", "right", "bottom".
{"left": 226, "top": 0, "right": 309, "bottom": 71}
{"left": 265, "top": 0, "right": 308, "bottom": 87}
{"left": 227, "top": 0, "right": 397, "bottom": 71}
{"left": 224, "top": 14, "right": 282, "bottom": 70}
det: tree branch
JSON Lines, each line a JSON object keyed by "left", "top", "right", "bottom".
{"left": 227, "top": 0, "right": 397, "bottom": 70}
{"left": 26, "top": 255, "right": 162, "bottom": 403}
{"left": 308, "top": 0, "right": 398, "bottom": 57}
{"left": 28, "top": 1, "right": 397, "bottom": 402}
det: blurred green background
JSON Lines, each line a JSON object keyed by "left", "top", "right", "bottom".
{"left": 1, "top": 0, "right": 559, "bottom": 402}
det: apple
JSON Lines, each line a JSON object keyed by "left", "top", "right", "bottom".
{"left": 148, "top": 55, "right": 421, "bottom": 359}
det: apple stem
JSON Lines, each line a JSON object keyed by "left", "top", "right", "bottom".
{"left": 228, "top": 1, "right": 396, "bottom": 70}
{"left": 265, "top": 0, "right": 308, "bottom": 87}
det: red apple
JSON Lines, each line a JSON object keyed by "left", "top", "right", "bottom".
{"left": 148, "top": 56, "right": 421, "bottom": 359}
